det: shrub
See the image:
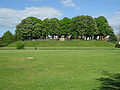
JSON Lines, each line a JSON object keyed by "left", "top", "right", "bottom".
{"left": 108, "top": 33, "right": 117, "bottom": 43}
{"left": 16, "top": 43, "right": 25, "bottom": 49}
{"left": 0, "top": 43, "right": 9, "bottom": 47}
{"left": 115, "top": 43, "right": 120, "bottom": 48}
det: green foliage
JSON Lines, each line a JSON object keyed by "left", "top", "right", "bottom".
{"left": 0, "top": 38, "right": 4, "bottom": 47}
{"left": 0, "top": 38, "right": 2, "bottom": 44}
{"left": 2, "top": 31, "right": 14, "bottom": 43}
{"left": 16, "top": 42, "right": 25, "bottom": 49}
{"left": 108, "top": 33, "right": 117, "bottom": 43}
{"left": 115, "top": 43, "right": 120, "bottom": 48}
{"left": 49, "top": 18, "right": 60, "bottom": 37}
{"left": 0, "top": 43, "right": 9, "bottom": 47}
{"left": 71, "top": 15, "right": 98, "bottom": 39}
{"left": 59, "top": 17, "right": 71, "bottom": 36}
{"left": 15, "top": 16, "right": 114, "bottom": 41}
{"left": 71, "top": 16, "right": 85, "bottom": 38}
{"left": 94, "top": 71, "right": 120, "bottom": 90}
{"left": 16, "top": 17, "right": 42, "bottom": 40}
{"left": 42, "top": 18, "right": 51, "bottom": 38}
{"left": 95, "top": 16, "right": 113, "bottom": 37}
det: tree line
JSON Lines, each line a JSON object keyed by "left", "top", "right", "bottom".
{"left": 15, "top": 15, "right": 116, "bottom": 41}
{"left": 0, "top": 15, "right": 118, "bottom": 46}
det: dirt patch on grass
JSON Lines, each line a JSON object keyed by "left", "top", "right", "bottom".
{"left": 26, "top": 57, "right": 34, "bottom": 60}
{"left": 16, "top": 57, "right": 34, "bottom": 60}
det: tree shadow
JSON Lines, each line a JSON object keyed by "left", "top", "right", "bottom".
{"left": 93, "top": 70, "right": 120, "bottom": 90}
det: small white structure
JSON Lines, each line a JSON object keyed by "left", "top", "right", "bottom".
{"left": 119, "top": 41, "right": 120, "bottom": 44}
{"left": 97, "top": 36, "right": 99, "bottom": 40}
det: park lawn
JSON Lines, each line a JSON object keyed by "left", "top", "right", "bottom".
{"left": 0, "top": 50, "right": 120, "bottom": 90}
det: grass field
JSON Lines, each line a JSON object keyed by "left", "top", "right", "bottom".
{"left": 8, "top": 41, "right": 115, "bottom": 47}
{"left": 0, "top": 50, "right": 120, "bottom": 90}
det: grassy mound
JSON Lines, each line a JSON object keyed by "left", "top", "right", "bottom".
{"left": 8, "top": 41, "right": 114, "bottom": 47}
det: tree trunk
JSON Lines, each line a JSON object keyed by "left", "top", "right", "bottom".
{"left": 52, "top": 35, "right": 54, "bottom": 39}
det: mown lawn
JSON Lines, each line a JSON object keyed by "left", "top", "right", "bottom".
{"left": 0, "top": 50, "right": 120, "bottom": 90}
{"left": 8, "top": 41, "right": 115, "bottom": 47}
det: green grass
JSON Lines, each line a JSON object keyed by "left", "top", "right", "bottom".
{"left": 8, "top": 41, "right": 115, "bottom": 47}
{"left": 0, "top": 50, "right": 120, "bottom": 90}
{"left": 1, "top": 47, "right": 120, "bottom": 50}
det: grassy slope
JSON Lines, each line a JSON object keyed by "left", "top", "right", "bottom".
{"left": 0, "top": 50, "right": 120, "bottom": 90}
{"left": 8, "top": 41, "right": 115, "bottom": 47}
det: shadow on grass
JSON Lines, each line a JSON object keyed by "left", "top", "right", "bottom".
{"left": 93, "top": 70, "right": 120, "bottom": 90}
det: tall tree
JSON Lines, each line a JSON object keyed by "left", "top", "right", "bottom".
{"left": 49, "top": 18, "right": 60, "bottom": 38}
{"left": 2, "top": 31, "right": 14, "bottom": 43}
{"left": 32, "top": 22, "right": 43, "bottom": 39}
{"left": 42, "top": 18, "right": 51, "bottom": 39}
{"left": 71, "top": 16, "right": 85, "bottom": 39}
{"left": 71, "top": 15, "right": 98, "bottom": 39}
{"left": 59, "top": 17, "right": 71, "bottom": 37}
{"left": 95, "top": 16, "right": 113, "bottom": 40}
{"left": 83, "top": 16, "right": 98, "bottom": 40}
{"left": 15, "top": 17, "right": 42, "bottom": 40}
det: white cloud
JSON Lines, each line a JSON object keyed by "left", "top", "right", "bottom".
{"left": 108, "top": 14, "right": 120, "bottom": 30}
{"left": 114, "top": 12, "right": 120, "bottom": 15}
{"left": 0, "top": 6, "right": 63, "bottom": 28}
{"left": 60, "top": 0, "right": 76, "bottom": 7}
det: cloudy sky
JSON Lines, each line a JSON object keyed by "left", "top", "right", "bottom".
{"left": 0, "top": 0, "right": 120, "bottom": 36}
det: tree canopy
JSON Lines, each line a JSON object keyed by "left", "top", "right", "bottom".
{"left": 95, "top": 16, "right": 113, "bottom": 37}
{"left": 15, "top": 16, "right": 115, "bottom": 41}
{"left": 2, "top": 31, "right": 14, "bottom": 43}
{"left": 71, "top": 15, "right": 98, "bottom": 39}
{"left": 16, "top": 17, "right": 42, "bottom": 40}
{"left": 59, "top": 17, "right": 71, "bottom": 37}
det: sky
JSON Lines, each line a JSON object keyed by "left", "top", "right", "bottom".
{"left": 0, "top": 0, "right": 120, "bottom": 36}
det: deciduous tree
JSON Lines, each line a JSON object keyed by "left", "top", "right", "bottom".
{"left": 95, "top": 16, "right": 113, "bottom": 40}
{"left": 2, "top": 31, "right": 14, "bottom": 43}
{"left": 59, "top": 17, "right": 71, "bottom": 37}
{"left": 16, "top": 17, "right": 42, "bottom": 40}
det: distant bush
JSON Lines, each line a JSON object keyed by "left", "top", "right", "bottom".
{"left": 0, "top": 31, "right": 15, "bottom": 47}
{"left": 115, "top": 43, "right": 120, "bottom": 48}
{"left": 16, "top": 43, "right": 25, "bottom": 49}
{"left": 2, "top": 31, "right": 14, "bottom": 43}
{"left": 0, "top": 43, "right": 9, "bottom": 47}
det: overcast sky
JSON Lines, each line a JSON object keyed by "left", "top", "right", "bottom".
{"left": 0, "top": 0, "right": 120, "bottom": 36}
